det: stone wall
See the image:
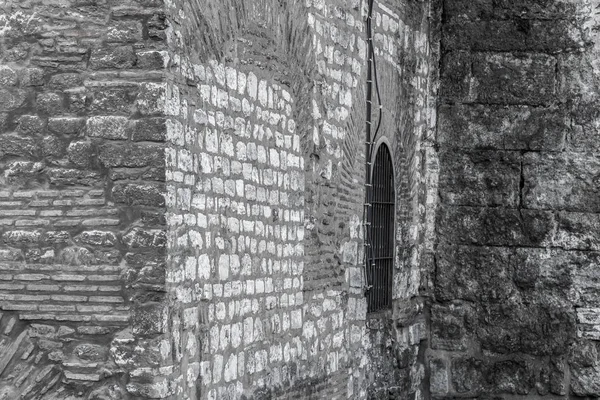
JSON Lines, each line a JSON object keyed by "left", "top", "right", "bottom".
{"left": 0, "top": 0, "right": 169, "bottom": 398}
{"left": 432, "top": 0, "right": 600, "bottom": 397}
{"left": 164, "top": 0, "right": 434, "bottom": 399}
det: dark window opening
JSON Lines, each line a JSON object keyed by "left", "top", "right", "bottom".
{"left": 366, "top": 143, "right": 395, "bottom": 312}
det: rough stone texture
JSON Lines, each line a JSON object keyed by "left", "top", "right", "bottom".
{"left": 5, "top": 0, "right": 599, "bottom": 398}
{"left": 432, "top": 0, "right": 600, "bottom": 398}
{"left": 163, "top": 0, "right": 435, "bottom": 399}
{"left": 0, "top": 0, "right": 168, "bottom": 397}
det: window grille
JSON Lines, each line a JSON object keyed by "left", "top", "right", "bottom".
{"left": 366, "top": 143, "right": 395, "bottom": 312}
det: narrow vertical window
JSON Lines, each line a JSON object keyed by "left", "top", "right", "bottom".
{"left": 366, "top": 143, "right": 395, "bottom": 312}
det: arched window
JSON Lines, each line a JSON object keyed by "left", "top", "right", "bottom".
{"left": 366, "top": 143, "right": 395, "bottom": 312}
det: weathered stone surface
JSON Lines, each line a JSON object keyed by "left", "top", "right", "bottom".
{"left": 4, "top": 161, "right": 44, "bottom": 185}
{"left": 571, "top": 100, "right": 600, "bottom": 152}
{"left": 76, "top": 231, "right": 118, "bottom": 247}
{"left": 549, "top": 358, "right": 567, "bottom": 395}
{"left": 438, "top": 104, "right": 567, "bottom": 151}
{"left": 0, "top": 88, "right": 27, "bottom": 111}
{"left": 512, "top": 248, "right": 574, "bottom": 307}
{"left": 135, "top": 83, "right": 165, "bottom": 115}
{"left": 555, "top": 212, "right": 600, "bottom": 251}
{"left": 47, "top": 168, "right": 102, "bottom": 186}
{"left": 130, "top": 118, "right": 166, "bottom": 142}
{"left": 431, "top": 302, "right": 476, "bottom": 351}
{"left": 122, "top": 228, "right": 166, "bottom": 249}
{"left": 444, "top": 19, "right": 584, "bottom": 53}
{"left": 485, "top": 359, "right": 535, "bottom": 395}
{"left": 17, "top": 115, "right": 45, "bottom": 135}
{"left": 132, "top": 303, "right": 168, "bottom": 336}
{"left": 472, "top": 53, "right": 556, "bottom": 105}
{"left": 429, "top": 358, "right": 449, "bottom": 395}
{"left": 48, "top": 117, "right": 85, "bottom": 135}
{"left": 42, "top": 135, "right": 66, "bottom": 158}
{"left": 137, "top": 51, "right": 166, "bottom": 70}
{"left": 477, "top": 303, "right": 575, "bottom": 356}
{"left": 36, "top": 92, "right": 64, "bottom": 114}
{"left": 112, "top": 183, "right": 165, "bottom": 207}
{"left": 48, "top": 73, "right": 83, "bottom": 89}
{"left": 0, "top": 135, "right": 38, "bottom": 158}
{"left": 439, "top": 51, "right": 472, "bottom": 101}
{"left": 452, "top": 357, "right": 484, "bottom": 394}
{"left": 570, "top": 341, "right": 600, "bottom": 397}
{"left": 523, "top": 152, "right": 600, "bottom": 212}
{"left": 89, "top": 88, "right": 136, "bottom": 113}
{"left": 67, "top": 141, "right": 96, "bottom": 168}
{"left": 437, "top": 207, "right": 554, "bottom": 247}
{"left": 87, "top": 116, "right": 129, "bottom": 140}
{"left": 443, "top": 0, "right": 583, "bottom": 20}
{"left": 435, "top": 245, "right": 515, "bottom": 303}
{"left": 436, "top": 1, "right": 600, "bottom": 399}
{"left": 90, "top": 46, "right": 137, "bottom": 70}
{"left": 99, "top": 143, "right": 163, "bottom": 168}
{"left": 439, "top": 150, "right": 520, "bottom": 207}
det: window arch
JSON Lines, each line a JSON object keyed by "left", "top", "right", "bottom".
{"left": 366, "top": 143, "right": 395, "bottom": 312}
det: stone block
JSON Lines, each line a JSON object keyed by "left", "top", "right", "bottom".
{"left": 42, "top": 136, "right": 66, "bottom": 158}
{"left": 570, "top": 341, "right": 600, "bottom": 397}
{"left": 122, "top": 228, "right": 166, "bottom": 248}
{"left": 439, "top": 150, "right": 521, "bottom": 207}
{"left": 431, "top": 302, "right": 476, "bottom": 351}
{"left": 472, "top": 53, "right": 556, "bottom": 105}
{"left": 437, "top": 206, "right": 554, "bottom": 247}
{"left": 47, "top": 168, "right": 102, "bottom": 186}
{"left": 559, "top": 54, "right": 599, "bottom": 102}
{"left": 439, "top": 51, "right": 472, "bottom": 101}
{"left": 438, "top": 104, "right": 566, "bottom": 151}
{"left": 76, "top": 231, "right": 118, "bottom": 247}
{"left": 137, "top": 50, "right": 166, "bottom": 70}
{"left": 89, "top": 88, "right": 136, "bottom": 113}
{"left": 0, "top": 88, "right": 27, "bottom": 111}
{"left": 523, "top": 152, "right": 600, "bottom": 212}
{"left": 451, "top": 357, "right": 484, "bottom": 394}
{"left": 48, "top": 73, "right": 83, "bottom": 89}
{"left": 429, "top": 358, "right": 449, "bottom": 395}
{"left": 132, "top": 302, "right": 168, "bottom": 336}
{"left": 477, "top": 303, "right": 575, "bottom": 356}
{"left": 99, "top": 143, "right": 164, "bottom": 168}
{"left": 90, "top": 46, "right": 136, "bottom": 70}
{"left": 512, "top": 248, "right": 574, "bottom": 307}
{"left": 130, "top": 118, "right": 166, "bottom": 142}
{"left": 569, "top": 251, "right": 600, "bottom": 308}
{"left": 48, "top": 117, "right": 85, "bottom": 135}
{"left": 485, "top": 359, "right": 535, "bottom": 395}
{"left": 435, "top": 245, "right": 515, "bottom": 303}
{"left": 571, "top": 101, "right": 600, "bottom": 151}
{"left": 87, "top": 116, "right": 129, "bottom": 140}
{"left": 444, "top": 0, "right": 585, "bottom": 21}
{"left": 555, "top": 212, "right": 600, "bottom": 250}
{"left": 106, "top": 21, "right": 143, "bottom": 43}
{"left": 492, "top": 0, "right": 585, "bottom": 19}
{"left": 0, "top": 135, "right": 38, "bottom": 158}
{"left": 444, "top": 19, "right": 584, "bottom": 53}
{"left": 36, "top": 92, "right": 65, "bottom": 114}
{"left": 136, "top": 83, "right": 165, "bottom": 115}
{"left": 17, "top": 115, "right": 45, "bottom": 135}
{"left": 112, "top": 183, "right": 165, "bottom": 207}
{"left": 67, "top": 141, "right": 96, "bottom": 168}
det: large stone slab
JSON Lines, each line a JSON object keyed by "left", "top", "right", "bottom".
{"left": 523, "top": 152, "right": 600, "bottom": 212}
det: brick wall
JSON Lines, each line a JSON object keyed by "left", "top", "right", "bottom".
{"left": 0, "top": 0, "right": 168, "bottom": 398}
{"left": 432, "top": 0, "right": 600, "bottom": 397}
